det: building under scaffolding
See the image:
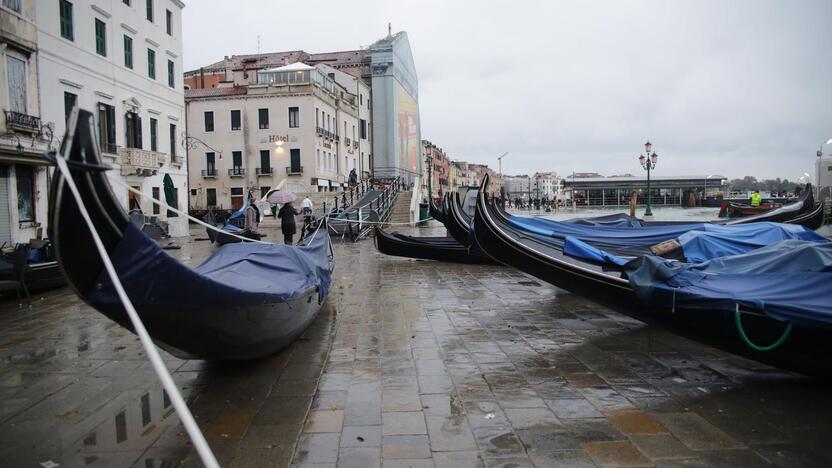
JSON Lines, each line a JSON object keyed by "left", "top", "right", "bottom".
{"left": 563, "top": 175, "right": 726, "bottom": 207}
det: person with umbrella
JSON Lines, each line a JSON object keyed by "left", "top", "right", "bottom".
{"left": 269, "top": 191, "right": 300, "bottom": 245}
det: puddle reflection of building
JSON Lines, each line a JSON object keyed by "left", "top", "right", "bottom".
{"left": 69, "top": 386, "right": 178, "bottom": 466}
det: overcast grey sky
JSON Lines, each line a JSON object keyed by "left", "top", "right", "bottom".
{"left": 183, "top": 0, "right": 831, "bottom": 181}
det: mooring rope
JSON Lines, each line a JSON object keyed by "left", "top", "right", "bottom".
{"left": 109, "top": 177, "right": 274, "bottom": 244}
{"left": 734, "top": 303, "right": 792, "bottom": 352}
{"left": 54, "top": 157, "right": 220, "bottom": 468}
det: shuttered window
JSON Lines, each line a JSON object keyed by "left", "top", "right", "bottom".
{"left": 5, "top": 56, "right": 26, "bottom": 113}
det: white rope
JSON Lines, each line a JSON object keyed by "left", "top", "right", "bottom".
{"left": 109, "top": 176, "right": 273, "bottom": 244}
{"left": 54, "top": 157, "right": 220, "bottom": 468}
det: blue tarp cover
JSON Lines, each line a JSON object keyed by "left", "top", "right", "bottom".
{"left": 86, "top": 223, "right": 332, "bottom": 308}
{"left": 677, "top": 223, "right": 826, "bottom": 263}
{"left": 625, "top": 240, "right": 832, "bottom": 327}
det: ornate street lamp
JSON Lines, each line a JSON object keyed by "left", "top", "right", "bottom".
{"left": 639, "top": 141, "right": 658, "bottom": 216}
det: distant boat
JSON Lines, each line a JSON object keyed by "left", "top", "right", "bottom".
{"left": 49, "top": 109, "right": 333, "bottom": 360}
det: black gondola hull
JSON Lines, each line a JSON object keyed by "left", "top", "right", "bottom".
{"left": 375, "top": 228, "right": 497, "bottom": 264}
{"left": 473, "top": 175, "right": 832, "bottom": 376}
{"left": 50, "top": 109, "right": 331, "bottom": 360}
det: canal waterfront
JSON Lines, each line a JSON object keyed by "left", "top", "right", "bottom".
{"left": 1, "top": 219, "right": 830, "bottom": 467}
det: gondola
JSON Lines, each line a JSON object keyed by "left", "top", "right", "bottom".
{"left": 48, "top": 109, "right": 333, "bottom": 360}
{"left": 718, "top": 201, "right": 781, "bottom": 218}
{"left": 473, "top": 174, "right": 832, "bottom": 375}
{"left": 374, "top": 228, "right": 497, "bottom": 264}
{"left": 428, "top": 193, "right": 446, "bottom": 224}
{"left": 205, "top": 200, "right": 263, "bottom": 245}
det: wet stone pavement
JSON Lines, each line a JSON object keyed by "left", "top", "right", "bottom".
{"left": 1, "top": 220, "right": 832, "bottom": 467}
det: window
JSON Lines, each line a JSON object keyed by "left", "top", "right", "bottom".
{"left": 315, "top": 108, "right": 319, "bottom": 127}
{"left": 147, "top": 49, "right": 155, "bottom": 79}
{"left": 3, "top": 0, "right": 21, "bottom": 13}
{"left": 232, "top": 151, "right": 242, "bottom": 169}
{"left": 206, "top": 188, "right": 216, "bottom": 207}
{"left": 125, "top": 112, "right": 142, "bottom": 149}
{"left": 203, "top": 111, "right": 213, "bottom": 132}
{"left": 123, "top": 35, "right": 133, "bottom": 68}
{"left": 167, "top": 60, "right": 174, "bottom": 87}
{"left": 230, "top": 110, "right": 241, "bottom": 131}
{"left": 259, "top": 150, "right": 270, "bottom": 172}
{"left": 260, "top": 186, "right": 270, "bottom": 197}
{"left": 166, "top": 9, "right": 172, "bottom": 35}
{"left": 145, "top": 0, "right": 153, "bottom": 22}
{"left": 290, "top": 149, "right": 301, "bottom": 173}
{"left": 360, "top": 93, "right": 363, "bottom": 106}
{"left": 63, "top": 91, "right": 77, "bottom": 124}
{"left": 123, "top": 0, "right": 130, "bottom": 5}
{"left": 360, "top": 119, "right": 367, "bottom": 139}
{"left": 152, "top": 187, "right": 160, "bottom": 214}
{"left": 317, "top": 149, "right": 321, "bottom": 169}
{"left": 97, "top": 103, "right": 116, "bottom": 153}
{"left": 149, "top": 118, "right": 157, "bottom": 151}
{"left": 205, "top": 152, "right": 215, "bottom": 171}
{"left": 169, "top": 124, "right": 176, "bottom": 160}
{"left": 6, "top": 55, "right": 26, "bottom": 113}
{"left": 258, "top": 108, "right": 269, "bottom": 129}
{"left": 59, "top": 0, "right": 73, "bottom": 41}
{"left": 288, "top": 107, "right": 299, "bottom": 128}
{"left": 94, "top": 19, "right": 106, "bottom": 56}
{"left": 16, "top": 165, "right": 34, "bottom": 222}
{"left": 230, "top": 187, "right": 244, "bottom": 210}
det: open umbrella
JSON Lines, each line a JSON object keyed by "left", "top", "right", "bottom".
{"left": 267, "top": 190, "right": 296, "bottom": 204}
{"left": 162, "top": 173, "right": 178, "bottom": 217}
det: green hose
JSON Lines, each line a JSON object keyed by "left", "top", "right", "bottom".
{"left": 734, "top": 304, "right": 792, "bottom": 352}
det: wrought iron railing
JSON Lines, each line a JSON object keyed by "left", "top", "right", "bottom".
{"left": 4, "top": 110, "right": 41, "bottom": 133}
{"left": 228, "top": 167, "right": 245, "bottom": 176}
{"left": 202, "top": 168, "right": 218, "bottom": 177}
{"left": 286, "top": 166, "right": 303, "bottom": 175}
{"left": 256, "top": 167, "right": 273, "bottom": 175}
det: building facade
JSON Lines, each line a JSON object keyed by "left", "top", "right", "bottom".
{"left": 422, "top": 140, "right": 448, "bottom": 199}
{"left": 503, "top": 175, "right": 530, "bottom": 198}
{"left": 185, "top": 62, "right": 371, "bottom": 210}
{"left": 0, "top": 0, "right": 51, "bottom": 245}
{"left": 533, "top": 171, "right": 561, "bottom": 200}
{"left": 37, "top": 0, "right": 188, "bottom": 235}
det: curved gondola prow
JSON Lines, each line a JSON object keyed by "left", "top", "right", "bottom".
{"left": 50, "top": 108, "right": 130, "bottom": 297}
{"left": 446, "top": 191, "right": 473, "bottom": 245}
{"left": 428, "top": 193, "right": 445, "bottom": 224}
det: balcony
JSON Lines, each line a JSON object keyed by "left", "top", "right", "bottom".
{"left": 4, "top": 110, "right": 41, "bottom": 134}
{"left": 256, "top": 167, "right": 273, "bottom": 176}
{"left": 316, "top": 126, "right": 325, "bottom": 136}
{"left": 286, "top": 166, "right": 303, "bottom": 175}
{"left": 345, "top": 137, "right": 351, "bottom": 146}
{"left": 228, "top": 167, "right": 245, "bottom": 177}
{"left": 119, "top": 147, "right": 165, "bottom": 176}
{"left": 353, "top": 141, "right": 359, "bottom": 149}
{"left": 202, "top": 169, "right": 218, "bottom": 177}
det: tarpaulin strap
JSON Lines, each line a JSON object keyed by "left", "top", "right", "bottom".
{"left": 734, "top": 303, "right": 792, "bottom": 352}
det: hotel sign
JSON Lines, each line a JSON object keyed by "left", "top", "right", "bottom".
{"left": 268, "top": 135, "right": 289, "bottom": 144}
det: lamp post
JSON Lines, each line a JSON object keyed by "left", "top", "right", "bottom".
{"left": 425, "top": 148, "right": 434, "bottom": 202}
{"left": 638, "top": 141, "right": 658, "bottom": 216}
{"left": 817, "top": 138, "right": 832, "bottom": 191}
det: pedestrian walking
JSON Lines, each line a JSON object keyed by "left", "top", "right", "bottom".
{"left": 278, "top": 201, "right": 300, "bottom": 245}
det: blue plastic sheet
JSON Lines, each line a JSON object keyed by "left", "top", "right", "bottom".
{"left": 677, "top": 222, "right": 827, "bottom": 263}
{"left": 509, "top": 215, "right": 705, "bottom": 248}
{"left": 626, "top": 240, "right": 832, "bottom": 327}
{"left": 86, "top": 223, "right": 332, "bottom": 308}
